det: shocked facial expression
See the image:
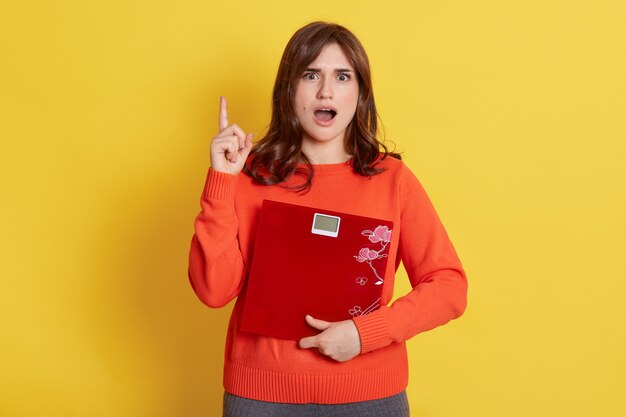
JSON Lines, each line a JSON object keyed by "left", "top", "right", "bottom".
{"left": 294, "top": 43, "right": 359, "bottom": 151}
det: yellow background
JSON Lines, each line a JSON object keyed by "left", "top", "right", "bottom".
{"left": 1, "top": 1, "right": 625, "bottom": 416}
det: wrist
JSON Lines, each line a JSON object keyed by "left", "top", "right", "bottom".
{"left": 203, "top": 167, "right": 238, "bottom": 200}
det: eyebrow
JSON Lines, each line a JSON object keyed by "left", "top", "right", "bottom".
{"left": 304, "top": 68, "right": 354, "bottom": 73}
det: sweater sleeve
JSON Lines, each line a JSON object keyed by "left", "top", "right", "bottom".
{"left": 187, "top": 167, "right": 246, "bottom": 308}
{"left": 353, "top": 165, "right": 468, "bottom": 353}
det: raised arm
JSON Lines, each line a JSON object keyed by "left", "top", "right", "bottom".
{"left": 187, "top": 97, "right": 254, "bottom": 307}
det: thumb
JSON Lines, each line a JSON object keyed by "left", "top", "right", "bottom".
{"left": 240, "top": 132, "right": 253, "bottom": 156}
{"left": 305, "top": 315, "right": 332, "bottom": 331}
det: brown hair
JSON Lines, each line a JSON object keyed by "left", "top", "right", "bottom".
{"left": 243, "top": 21, "right": 400, "bottom": 192}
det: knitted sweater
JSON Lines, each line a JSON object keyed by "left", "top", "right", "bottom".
{"left": 187, "top": 155, "right": 468, "bottom": 404}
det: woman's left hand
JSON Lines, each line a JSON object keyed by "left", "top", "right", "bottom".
{"left": 298, "top": 315, "right": 361, "bottom": 362}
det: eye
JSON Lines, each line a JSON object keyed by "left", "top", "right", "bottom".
{"left": 303, "top": 72, "right": 318, "bottom": 80}
{"left": 337, "top": 73, "right": 351, "bottom": 81}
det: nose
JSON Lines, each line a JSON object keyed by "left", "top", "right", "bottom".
{"left": 317, "top": 76, "right": 333, "bottom": 99}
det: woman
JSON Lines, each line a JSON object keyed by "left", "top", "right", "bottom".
{"left": 188, "top": 21, "right": 468, "bottom": 416}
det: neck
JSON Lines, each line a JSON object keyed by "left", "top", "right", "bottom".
{"left": 301, "top": 136, "right": 351, "bottom": 164}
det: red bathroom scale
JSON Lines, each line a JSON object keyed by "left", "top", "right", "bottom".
{"left": 240, "top": 199, "right": 394, "bottom": 340}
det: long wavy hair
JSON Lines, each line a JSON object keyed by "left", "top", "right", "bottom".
{"left": 243, "top": 21, "right": 400, "bottom": 192}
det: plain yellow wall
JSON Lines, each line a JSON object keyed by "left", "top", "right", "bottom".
{"left": 1, "top": 1, "right": 625, "bottom": 416}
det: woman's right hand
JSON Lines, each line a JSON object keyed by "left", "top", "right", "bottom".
{"left": 209, "top": 96, "right": 254, "bottom": 175}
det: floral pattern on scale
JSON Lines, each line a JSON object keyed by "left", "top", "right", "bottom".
{"left": 348, "top": 298, "right": 380, "bottom": 318}
{"left": 354, "top": 225, "right": 392, "bottom": 286}
{"left": 348, "top": 225, "right": 392, "bottom": 318}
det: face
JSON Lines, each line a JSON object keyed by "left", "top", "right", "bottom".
{"left": 294, "top": 43, "right": 359, "bottom": 155}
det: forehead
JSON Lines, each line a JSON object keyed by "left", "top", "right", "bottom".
{"left": 307, "top": 43, "right": 354, "bottom": 69}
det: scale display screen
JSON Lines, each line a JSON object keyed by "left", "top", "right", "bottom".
{"left": 311, "top": 213, "right": 341, "bottom": 237}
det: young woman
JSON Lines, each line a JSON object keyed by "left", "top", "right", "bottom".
{"left": 188, "top": 21, "right": 468, "bottom": 417}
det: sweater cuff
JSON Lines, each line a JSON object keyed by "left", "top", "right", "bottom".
{"left": 202, "top": 168, "right": 237, "bottom": 201}
{"left": 352, "top": 307, "right": 392, "bottom": 354}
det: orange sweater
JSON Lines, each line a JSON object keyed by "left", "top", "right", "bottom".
{"left": 188, "top": 156, "right": 467, "bottom": 404}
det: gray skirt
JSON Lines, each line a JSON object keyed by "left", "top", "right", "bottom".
{"left": 223, "top": 391, "right": 410, "bottom": 417}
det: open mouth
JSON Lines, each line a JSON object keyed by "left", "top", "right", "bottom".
{"left": 314, "top": 108, "right": 337, "bottom": 122}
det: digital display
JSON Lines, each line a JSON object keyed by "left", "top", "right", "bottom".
{"left": 314, "top": 215, "right": 339, "bottom": 232}
{"left": 311, "top": 213, "right": 341, "bottom": 237}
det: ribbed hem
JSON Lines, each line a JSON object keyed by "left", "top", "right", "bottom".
{"left": 223, "top": 359, "right": 408, "bottom": 404}
{"left": 202, "top": 168, "right": 237, "bottom": 200}
{"left": 353, "top": 308, "right": 392, "bottom": 354}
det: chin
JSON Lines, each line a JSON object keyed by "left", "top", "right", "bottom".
{"left": 302, "top": 124, "right": 350, "bottom": 144}
{"left": 305, "top": 133, "right": 344, "bottom": 144}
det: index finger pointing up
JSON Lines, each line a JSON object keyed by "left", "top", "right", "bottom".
{"left": 219, "top": 96, "right": 229, "bottom": 131}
